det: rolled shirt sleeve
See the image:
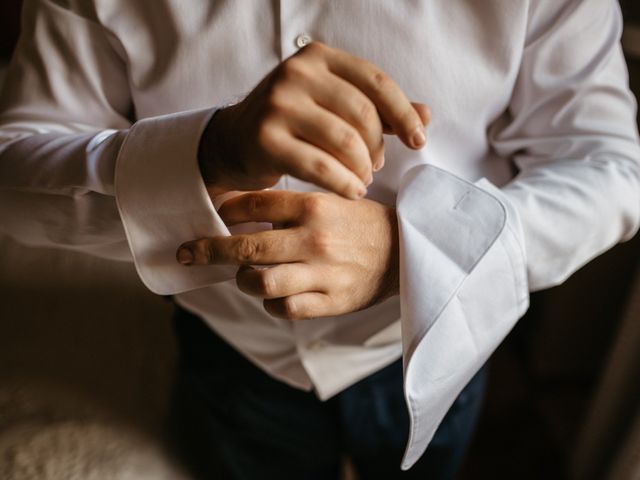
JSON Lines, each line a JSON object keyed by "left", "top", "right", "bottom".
{"left": 398, "top": 0, "right": 640, "bottom": 469}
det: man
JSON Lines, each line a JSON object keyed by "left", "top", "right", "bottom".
{"left": 0, "top": 1, "right": 638, "bottom": 478}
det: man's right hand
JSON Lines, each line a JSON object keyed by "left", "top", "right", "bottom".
{"left": 198, "top": 41, "right": 431, "bottom": 200}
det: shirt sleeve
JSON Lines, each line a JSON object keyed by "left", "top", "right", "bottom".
{"left": 0, "top": 0, "right": 235, "bottom": 293}
{"left": 399, "top": 0, "right": 640, "bottom": 469}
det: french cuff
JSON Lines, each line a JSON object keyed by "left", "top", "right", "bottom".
{"left": 114, "top": 108, "right": 236, "bottom": 295}
{"left": 397, "top": 165, "right": 529, "bottom": 470}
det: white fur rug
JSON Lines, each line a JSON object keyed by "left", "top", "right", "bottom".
{"left": 0, "top": 383, "right": 190, "bottom": 480}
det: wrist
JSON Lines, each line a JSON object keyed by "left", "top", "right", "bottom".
{"left": 198, "top": 106, "right": 237, "bottom": 196}
{"left": 367, "top": 202, "right": 400, "bottom": 305}
{"left": 382, "top": 205, "right": 400, "bottom": 299}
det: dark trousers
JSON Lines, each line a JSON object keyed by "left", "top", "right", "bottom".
{"left": 169, "top": 307, "right": 486, "bottom": 480}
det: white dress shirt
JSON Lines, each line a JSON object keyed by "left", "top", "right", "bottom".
{"left": 1, "top": 0, "right": 639, "bottom": 469}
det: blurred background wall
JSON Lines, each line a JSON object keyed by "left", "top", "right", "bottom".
{"left": 0, "top": 2, "right": 183, "bottom": 478}
{"left": 0, "top": 1, "right": 639, "bottom": 479}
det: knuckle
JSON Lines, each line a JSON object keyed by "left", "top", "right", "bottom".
{"left": 256, "top": 123, "right": 278, "bottom": 150}
{"left": 358, "top": 100, "right": 377, "bottom": 125}
{"left": 235, "top": 237, "right": 258, "bottom": 262}
{"left": 338, "top": 127, "right": 359, "bottom": 152}
{"left": 280, "top": 58, "right": 309, "bottom": 82}
{"left": 205, "top": 241, "right": 216, "bottom": 264}
{"left": 265, "top": 85, "right": 290, "bottom": 112}
{"left": 302, "top": 193, "right": 325, "bottom": 217}
{"left": 245, "top": 193, "right": 265, "bottom": 216}
{"left": 257, "top": 269, "right": 277, "bottom": 297}
{"left": 308, "top": 157, "right": 331, "bottom": 178}
{"left": 371, "top": 69, "right": 390, "bottom": 92}
{"left": 346, "top": 177, "right": 364, "bottom": 198}
{"left": 309, "top": 231, "right": 333, "bottom": 257}
{"left": 281, "top": 297, "right": 299, "bottom": 320}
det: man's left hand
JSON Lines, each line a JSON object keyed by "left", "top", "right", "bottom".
{"left": 176, "top": 191, "right": 399, "bottom": 320}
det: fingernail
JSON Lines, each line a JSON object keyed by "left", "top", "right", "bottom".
{"left": 355, "top": 185, "right": 367, "bottom": 199}
{"left": 411, "top": 127, "right": 426, "bottom": 148}
{"left": 177, "top": 248, "right": 194, "bottom": 265}
{"left": 365, "top": 172, "right": 373, "bottom": 186}
{"left": 373, "top": 156, "right": 386, "bottom": 172}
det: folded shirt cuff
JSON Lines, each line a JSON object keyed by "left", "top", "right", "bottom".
{"left": 114, "top": 108, "right": 236, "bottom": 295}
{"left": 396, "top": 164, "right": 529, "bottom": 469}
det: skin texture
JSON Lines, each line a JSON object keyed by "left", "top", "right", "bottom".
{"left": 199, "top": 41, "right": 430, "bottom": 199}
{"left": 182, "top": 42, "right": 429, "bottom": 320}
{"left": 178, "top": 191, "right": 399, "bottom": 320}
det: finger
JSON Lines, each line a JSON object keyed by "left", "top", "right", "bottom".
{"left": 268, "top": 132, "right": 367, "bottom": 200}
{"left": 263, "top": 292, "right": 335, "bottom": 321}
{"left": 382, "top": 102, "right": 431, "bottom": 134}
{"left": 177, "top": 229, "right": 304, "bottom": 266}
{"left": 324, "top": 47, "right": 426, "bottom": 150}
{"left": 236, "top": 263, "right": 324, "bottom": 299}
{"left": 309, "top": 72, "right": 385, "bottom": 171}
{"left": 412, "top": 102, "right": 432, "bottom": 126}
{"left": 287, "top": 99, "right": 373, "bottom": 185}
{"left": 218, "top": 190, "right": 305, "bottom": 226}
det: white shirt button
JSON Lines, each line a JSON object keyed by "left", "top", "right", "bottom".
{"left": 295, "top": 33, "right": 312, "bottom": 49}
